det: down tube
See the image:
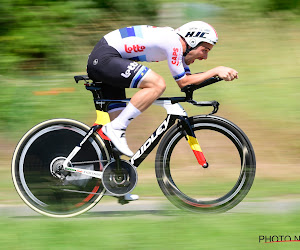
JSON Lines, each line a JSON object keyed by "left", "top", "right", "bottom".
{"left": 130, "top": 115, "right": 177, "bottom": 167}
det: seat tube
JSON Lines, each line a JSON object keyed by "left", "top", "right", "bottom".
{"left": 90, "top": 92, "right": 112, "bottom": 139}
{"left": 180, "top": 117, "right": 207, "bottom": 167}
{"left": 94, "top": 110, "right": 110, "bottom": 126}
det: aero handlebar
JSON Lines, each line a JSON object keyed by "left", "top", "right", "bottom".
{"left": 181, "top": 77, "right": 223, "bottom": 94}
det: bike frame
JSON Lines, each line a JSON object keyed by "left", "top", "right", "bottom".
{"left": 61, "top": 75, "right": 225, "bottom": 179}
{"left": 62, "top": 98, "right": 207, "bottom": 179}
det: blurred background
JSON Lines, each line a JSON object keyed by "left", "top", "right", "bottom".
{"left": 0, "top": 0, "right": 299, "bottom": 248}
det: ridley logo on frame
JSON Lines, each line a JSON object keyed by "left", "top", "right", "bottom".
{"left": 131, "top": 116, "right": 170, "bottom": 164}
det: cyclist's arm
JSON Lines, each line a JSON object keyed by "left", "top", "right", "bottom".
{"left": 176, "top": 69, "right": 216, "bottom": 88}
{"left": 182, "top": 58, "right": 191, "bottom": 75}
{"left": 176, "top": 66, "right": 238, "bottom": 89}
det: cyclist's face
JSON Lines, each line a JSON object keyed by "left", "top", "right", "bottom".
{"left": 184, "top": 42, "right": 213, "bottom": 65}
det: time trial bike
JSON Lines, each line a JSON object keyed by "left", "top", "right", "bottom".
{"left": 12, "top": 75, "right": 256, "bottom": 217}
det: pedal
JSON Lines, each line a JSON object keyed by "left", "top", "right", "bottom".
{"left": 118, "top": 196, "right": 130, "bottom": 205}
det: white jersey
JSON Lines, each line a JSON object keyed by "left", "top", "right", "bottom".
{"left": 104, "top": 25, "right": 190, "bottom": 81}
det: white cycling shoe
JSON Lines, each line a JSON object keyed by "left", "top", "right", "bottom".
{"left": 118, "top": 193, "right": 139, "bottom": 204}
{"left": 124, "top": 193, "right": 139, "bottom": 201}
{"left": 102, "top": 123, "right": 134, "bottom": 157}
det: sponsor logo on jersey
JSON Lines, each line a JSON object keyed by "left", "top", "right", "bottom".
{"left": 125, "top": 44, "right": 146, "bottom": 53}
{"left": 185, "top": 31, "right": 208, "bottom": 38}
{"left": 171, "top": 47, "right": 181, "bottom": 66}
{"left": 121, "top": 62, "right": 139, "bottom": 78}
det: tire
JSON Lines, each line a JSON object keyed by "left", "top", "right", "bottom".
{"left": 155, "top": 115, "right": 256, "bottom": 213}
{"left": 12, "top": 119, "right": 110, "bottom": 217}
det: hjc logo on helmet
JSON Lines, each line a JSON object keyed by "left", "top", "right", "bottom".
{"left": 121, "top": 62, "right": 139, "bottom": 78}
{"left": 185, "top": 31, "right": 208, "bottom": 38}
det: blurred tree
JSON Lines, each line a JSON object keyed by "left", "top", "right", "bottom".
{"left": 0, "top": 0, "right": 85, "bottom": 72}
{"left": 266, "top": 0, "right": 300, "bottom": 11}
{"left": 92, "top": 0, "right": 158, "bottom": 22}
{"left": 207, "top": 0, "right": 300, "bottom": 15}
{"left": 0, "top": 0, "right": 159, "bottom": 74}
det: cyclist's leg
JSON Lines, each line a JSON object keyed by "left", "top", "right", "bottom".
{"left": 105, "top": 70, "right": 165, "bottom": 156}
{"left": 130, "top": 70, "right": 166, "bottom": 112}
{"left": 109, "top": 70, "right": 166, "bottom": 130}
{"left": 108, "top": 110, "right": 122, "bottom": 121}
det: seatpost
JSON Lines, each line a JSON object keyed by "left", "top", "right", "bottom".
{"left": 85, "top": 84, "right": 110, "bottom": 112}
{"left": 183, "top": 86, "right": 194, "bottom": 101}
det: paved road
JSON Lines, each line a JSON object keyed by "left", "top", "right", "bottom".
{"left": 1, "top": 198, "right": 300, "bottom": 217}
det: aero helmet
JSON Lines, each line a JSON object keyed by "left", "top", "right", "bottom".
{"left": 176, "top": 21, "right": 218, "bottom": 55}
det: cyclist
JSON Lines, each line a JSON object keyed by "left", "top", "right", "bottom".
{"left": 87, "top": 21, "right": 238, "bottom": 201}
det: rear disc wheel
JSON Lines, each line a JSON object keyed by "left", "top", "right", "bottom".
{"left": 12, "top": 119, "right": 109, "bottom": 217}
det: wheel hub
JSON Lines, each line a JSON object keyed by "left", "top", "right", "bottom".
{"left": 50, "top": 157, "right": 71, "bottom": 179}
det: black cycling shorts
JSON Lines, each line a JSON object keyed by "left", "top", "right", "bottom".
{"left": 87, "top": 38, "right": 150, "bottom": 112}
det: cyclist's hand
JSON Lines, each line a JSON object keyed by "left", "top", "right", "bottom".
{"left": 215, "top": 66, "right": 238, "bottom": 81}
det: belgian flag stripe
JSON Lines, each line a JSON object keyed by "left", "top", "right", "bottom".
{"left": 187, "top": 135, "right": 207, "bottom": 166}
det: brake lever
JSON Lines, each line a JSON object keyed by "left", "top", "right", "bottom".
{"left": 209, "top": 101, "right": 219, "bottom": 115}
{"left": 188, "top": 100, "right": 220, "bottom": 115}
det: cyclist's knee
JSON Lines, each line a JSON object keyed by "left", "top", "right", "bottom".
{"left": 140, "top": 71, "right": 166, "bottom": 95}
{"left": 155, "top": 76, "right": 166, "bottom": 95}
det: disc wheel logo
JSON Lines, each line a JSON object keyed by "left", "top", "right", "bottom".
{"left": 93, "top": 59, "right": 98, "bottom": 65}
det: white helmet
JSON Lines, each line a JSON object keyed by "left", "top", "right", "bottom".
{"left": 176, "top": 21, "right": 218, "bottom": 49}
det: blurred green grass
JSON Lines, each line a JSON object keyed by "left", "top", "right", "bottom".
{"left": 1, "top": 212, "right": 300, "bottom": 249}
